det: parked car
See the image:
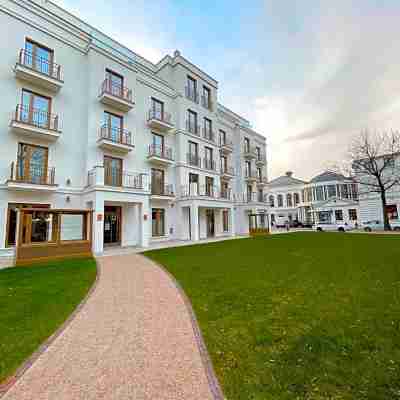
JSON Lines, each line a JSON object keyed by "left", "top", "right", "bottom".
{"left": 361, "top": 220, "right": 400, "bottom": 232}
{"left": 314, "top": 222, "right": 353, "bottom": 232}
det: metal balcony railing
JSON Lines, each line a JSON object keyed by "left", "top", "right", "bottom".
{"left": 187, "top": 153, "right": 201, "bottom": 168}
{"left": 221, "top": 165, "right": 235, "bottom": 176}
{"left": 10, "top": 159, "right": 56, "bottom": 185}
{"left": 100, "top": 78, "right": 133, "bottom": 103}
{"left": 185, "top": 86, "right": 199, "bottom": 103}
{"left": 13, "top": 104, "right": 60, "bottom": 131}
{"left": 100, "top": 124, "right": 133, "bottom": 146}
{"left": 148, "top": 109, "right": 173, "bottom": 125}
{"left": 181, "top": 184, "right": 232, "bottom": 200}
{"left": 104, "top": 168, "right": 146, "bottom": 189}
{"left": 17, "top": 49, "right": 63, "bottom": 81}
{"left": 151, "top": 183, "right": 174, "bottom": 196}
{"left": 148, "top": 144, "right": 174, "bottom": 161}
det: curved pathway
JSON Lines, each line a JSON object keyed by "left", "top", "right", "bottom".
{"left": 2, "top": 254, "right": 221, "bottom": 400}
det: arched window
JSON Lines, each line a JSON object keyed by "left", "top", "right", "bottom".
{"left": 287, "top": 193, "right": 293, "bottom": 207}
{"left": 269, "top": 195, "right": 275, "bottom": 207}
{"left": 294, "top": 193, "right": 300, "bottom": 205}
{"left": 277, "top": 194, "right": 283, "bottom": 207}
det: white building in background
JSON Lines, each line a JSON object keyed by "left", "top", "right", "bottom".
{"left": 268, "top": 171, "right": 360, "bottom": 227}
{"left": 0, "top": 0, "right": 268, "bottom": 260}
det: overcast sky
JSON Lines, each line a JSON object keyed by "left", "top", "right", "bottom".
{"left": 55, "top": 0, "right": 400, "bottom": 181}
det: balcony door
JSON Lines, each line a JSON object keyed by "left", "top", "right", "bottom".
{"left": 189, "top": 173, "right": 199, "bottom": 195}
{"left": 104, "top": 156, "right": 122, "bottom": 186}
{"left": 21, "top": 89, "right": 51, "bottom": 129}
{"left": 206, "top": 176, "right": 214, "bottom": 197}
{"left": 17, "top": 143, "right": 48, "bottom": 184}
{"left": 105, "top": 69, "right": 124, "bottom": 97}
{"left": 151, "top": 168, "right": 164, "bottom": 195}
{"left": 104, "top": 111, "right": 123, "bottom": 142}
{"left": 25, "top": 39, "right": 53, "bottom": 76}
{"left": 152, "top": 133, "right": 164, "bottom": 157}
{"left": 151, "top": 98, "right": 164, "bottom": 120}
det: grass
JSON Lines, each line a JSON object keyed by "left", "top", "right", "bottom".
{"left": 145, "top": 233, "right": 400, "bottom": 400}
{"left": 0, "top": 258, "right": 97, "bottom": 383}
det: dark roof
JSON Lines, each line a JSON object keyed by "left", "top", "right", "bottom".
{"left": 310, "top": 171, "right": 349, "bottom": 183}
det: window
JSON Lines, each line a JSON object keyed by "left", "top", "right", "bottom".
{"left": 257, "top": 167, "right": 262, "bottom": 180}
{"left": 341, "top": 184, "right": 349, "bottom": 199}
{"left": 220, "top": 155, "right": 227, "bottom": 172}
{"left": 219, "top": 130, "right": 226, "bottom": 145}
{"left": 203, "top": 118, "right": 213, "bottom": 140}
{"left": 186, "top": 76, "right": 198, "bottom": 101}
{"left": 151, "top": 168, "right": 164, "bottom": 195}
{"left": 152, "top": 208, "right": 165, "bottom": 237}
{"left": 269, "top": 195, "right": 275, "bottom": 207}
{"left": 258, "top": 189, "right": 264, "bottom": 202}
{"left": 103, "top": 111, "right": 123, "bottom": 142}
{"left": 349, "top": 209, "right": 358, "bottom": 221}
{"left": 105, "top": 69, "right": 124, "bottom": 97}
{"left": 247, "top": 185, "right": 253, "bottom": 202}
{"left": 327, "top": 185, "right": 336, "bottom": 198}
{"left": 188, "top": 141, "right": 198, "bottom": 156}
{"left": 351, "top": 184, "right": 358, "bottom": 200}
{"left": 245, "top": 161, "right": 251, "bottom": 177}
{"left": 222, "top": 210, "right": 229, "bottom": 232}
{"left": 315, "top": 186, "right": 324, "bottom": 201}
{"left": 277, "top": 194, "right": 283, "bottom": 207}
{"left": 17, "top": 143, "right": 49, "bottom": 184}
{"left": 301, "top": 190, "right": 306, "bottom": 203}
{"left": 206, "top": 176, "right": 214, "bottom": 196}
{"left": 24, "top": 39, "right": 53, "bottom": 76}
{"left": 335, "top": 209, "right": 343, "bottom": 221}
{"left": 287, "top": 193, "right": 293, "bottom": 207}
{"left": 187, "top": 110, "right": 198, "bottom": 134}
{"left": 256, "top": 146, "right": 261, "bottom": 160}
{"left": 20, "top": 89, "right": 51, "bottom": 129}
{"left": 104, "top": 156, "right": 122, "bottom": 186}
{"left": 294, "top": 193, "right": 300, "bottom": 205}
{"left": 202, "top": 86, "right": 211, "bottom": 109}
{"left": 244, "top": 137, "right": 250, "bottom": 153}
{"left": 151, "top": 133, "right": 164, "bottom": 157}
{"left": 221, "top": 181, "right": 229, "bottom": 199}
{"left": 386, "top": 205, "right": 398, "bottom": 220}
{"left": 151, "top": 98, "right": 164, "bottom": 120}
{"left": 204, "top": 147, "right": 214, "bottom": 170}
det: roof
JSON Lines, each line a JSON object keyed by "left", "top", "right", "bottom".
{"left": 310, "top": 171, "right": 350, "bottom": 183}
{"left": 268, "top": 173, "right": 306, "bottom": 188}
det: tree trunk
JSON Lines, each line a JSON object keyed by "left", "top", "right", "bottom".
{"left": 381, "top": 190, "right": 391, "bottom": 231}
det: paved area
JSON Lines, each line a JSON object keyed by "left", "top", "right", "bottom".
{"left": 2, "top": 254, "right": 218, "bottom": 400}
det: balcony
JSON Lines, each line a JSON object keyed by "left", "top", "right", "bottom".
{"left": 151, "top": 183, "right": 175, "bottom": 200}
{"left": 202, "top": 128, "right": 216, "bottom": 143}
{"left": 147, "top": 145, "right": 174, "bottom": 166}
{"left": 6, "top": 160, "right": 57, "bottom": 192}
{"left": 237, "top": 192, "right": 267, "bottom": 204}
{"left": 99, "top": 79, "right": 134, "bottom": 112}
{"left": 219, "top": 137, "right": 234, "bottom": 153}
{"left": 245, "top": 172, "right": 257, "bottom": 183}
{"left": 10, "top": 104, "right": 61, "bottom": 141}
{"left": 187, "top": 153, "right": 201, "bottom": 168}
{"left": 147, "top": 110, "right": 174, "bottom": 132}
{"left": 257, "top": 177, "right": 268, "bottom": 186}
{"left": 256, "top": 155, "right": 266, "bottom": 166}
{"left": 203, "top": 158, "right": 217, "bottom": 172}
{"left": 87, "top": 166, "right": 148, "bottom": 191}
{"left": 221, "top": 165, "right": 235, "bottom": 180}
{"left": 186, "top": 120, "right": 200, "bottom": 136}
{"left": 243, "top": 145, "right": 257, "bottom": 159}
{"left": 14, "top": 49, "right": 63, "bottom": 92}
{"left": 201, "top": 95, "right": 213, "bottom": 111}
{"left": 185, "top": 86, "right": 199, "bottom": 103}
{"left": 181, "top": 184, "right": 232, "bottom": 201}
{"left": 97, "top": 125, "right": 134, "bottom": 154}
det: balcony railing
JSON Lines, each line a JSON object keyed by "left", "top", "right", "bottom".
{"left": 219, "top": 136, "right": 234, "bottom": 149}
{"left": 88, "top": 166, "right": 147, "bottom": 190}
{"left": 148, "top": 109, "right": 173, "bottom": 125}
{"left": 148, "top": 144, "right": 174, "bottom": 161}
{"left": 221, "top": 165, "right": 235, "bottom": 176}
{"left": 12, "top": 104, "right": 60, "bottom": 131}
{"left": 187, "top": 153, "right": 201, "bottom": 168}
{"left": 181, "top": 184, "right": 232, "bottom": 200}
{"left": 185, "top": 86, "right": 199, "bottom": 103}
{"left": 202, "top": 127, "right": 215, "bottom": 142}
{"left": 151, "top": 183, "right": 174, "bottom": 196}
{"left": 100, "top": 124, "right": 133, "bottom": 146}
{"left": 243, "top": 145, "right": 257, "bottom": 158}
{"left": 100, "top": 78, "right": 133, "bottom": 103}
{"left": 186, "top": 120, "right": 200, "bottom": 136}
{"left": 9, "top": 159, "right": 56, "bottom": 185}
{"left": 256, "top": 155, "right": 266, "bottom": 165}
{"left": 201, "top": 95, "right": 213, "bottom": 111}
{"left": 238, "top": 192, "right": 267, "bottom": 203}
{"left": 17, "top": 49, "right": 62, "bottom": 81}
{"left": 203, "top": 158, "right": 217, "bottom": 171}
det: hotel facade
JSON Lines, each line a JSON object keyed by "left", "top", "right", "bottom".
{"left": 0, "top": 0, "right": 268, "bottom": 260}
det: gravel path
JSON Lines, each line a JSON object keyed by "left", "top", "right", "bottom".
{"left": 2, "top": 254, "right": 218, "bottom": 400}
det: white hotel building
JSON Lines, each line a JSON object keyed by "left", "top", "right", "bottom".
{"left": 0, "top": 0, "right": 268, "bottom": 260}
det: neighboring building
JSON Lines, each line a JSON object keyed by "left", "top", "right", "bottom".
{"left": 267, "top": 171, "right": 306, "bottom": 226}
{"left": 354, "top": 153, "right": 400, "bottom": 224}
{"left": 0, "top": 0, "right": 267, "bottom": 259}
{"left": 268, "top": 171, "right": 359, "bottom": 226}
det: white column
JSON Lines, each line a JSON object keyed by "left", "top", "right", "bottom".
{"left": 0, "top": 205, "right": 8, "bottom": 249}
{"left": 190, "top": 204, "right": 199, "bottom": 241}
{"left": 230, "top": 207, "right": 236, "bottom": 237}
{"left": 92, "top": 194, "right": 104, "bottom": 255}
{"left": 139, "top": 198, "right": 151, "bottom": 248}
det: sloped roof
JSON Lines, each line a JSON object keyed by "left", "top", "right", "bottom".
{"left": 310, "top": 171, "right": 350, "bottom": 183}
{"left": 268, "top": 174, "right": 307, "bottom": 188}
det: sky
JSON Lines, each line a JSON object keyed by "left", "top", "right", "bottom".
{"left": 54, "top": 0, "right": 400, "bottom": 181}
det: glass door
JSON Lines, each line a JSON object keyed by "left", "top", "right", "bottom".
{"left": 25, "top": 40, "right": 53, "bottom": 76}
{"left": 151, "top": 168, "right": 164, "bottom": 195}
{"left": 104, "top": 112, "right": 123, "bottom": 142}
{"left": 206, "top": 210, "right": 215, "bottom": 237}
{"left": 104, "top": 156, "right": 122, "bottom": 186}
{"left": 106, "top": 70, "right": 123, "bottom": 97}
{"left": 21, "top": 90, "right": 50, "bottom": 128}
{"left": 17, "top": 143, "right": 48, "bottom": 184}
{"left": 151, "top": 98, "right": 164, "bottom": 120}
{"left": 152, "top": 133, "right": 164, "bottom": 157}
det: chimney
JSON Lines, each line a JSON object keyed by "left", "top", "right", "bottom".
{"left": 286, "top": 171, "right": 293, "bottom": 177}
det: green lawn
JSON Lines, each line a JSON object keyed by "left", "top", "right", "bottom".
{"left": 145, "top": 233, "right": 400, "bottom": 400}
{"left": 0, "top": 258, "right": 97, "bottom": 383}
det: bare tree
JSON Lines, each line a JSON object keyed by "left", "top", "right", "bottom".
{"left": 346, "top": 130, "right": 400, "bottom": 230}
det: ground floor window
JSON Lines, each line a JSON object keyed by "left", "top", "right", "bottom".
{"left": 348, "top": 209, "right": 358, "bottom": 221}
{"left": 223, "top": 210, "right": 229, "bottom": 232}
{"left": 152, "top": 208, "right": 165, "bottom": 237}
{"left": 335, "top": 209, "right": 343, "bottom": 221}
{"left": 386, "top": 204, "right": 398, "bottom": 220}
{"left": 318, "top": 211, "right": 331, "bottom": 223}
{"left": 270, "top": 214, "right": 275, "bottom": 224}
